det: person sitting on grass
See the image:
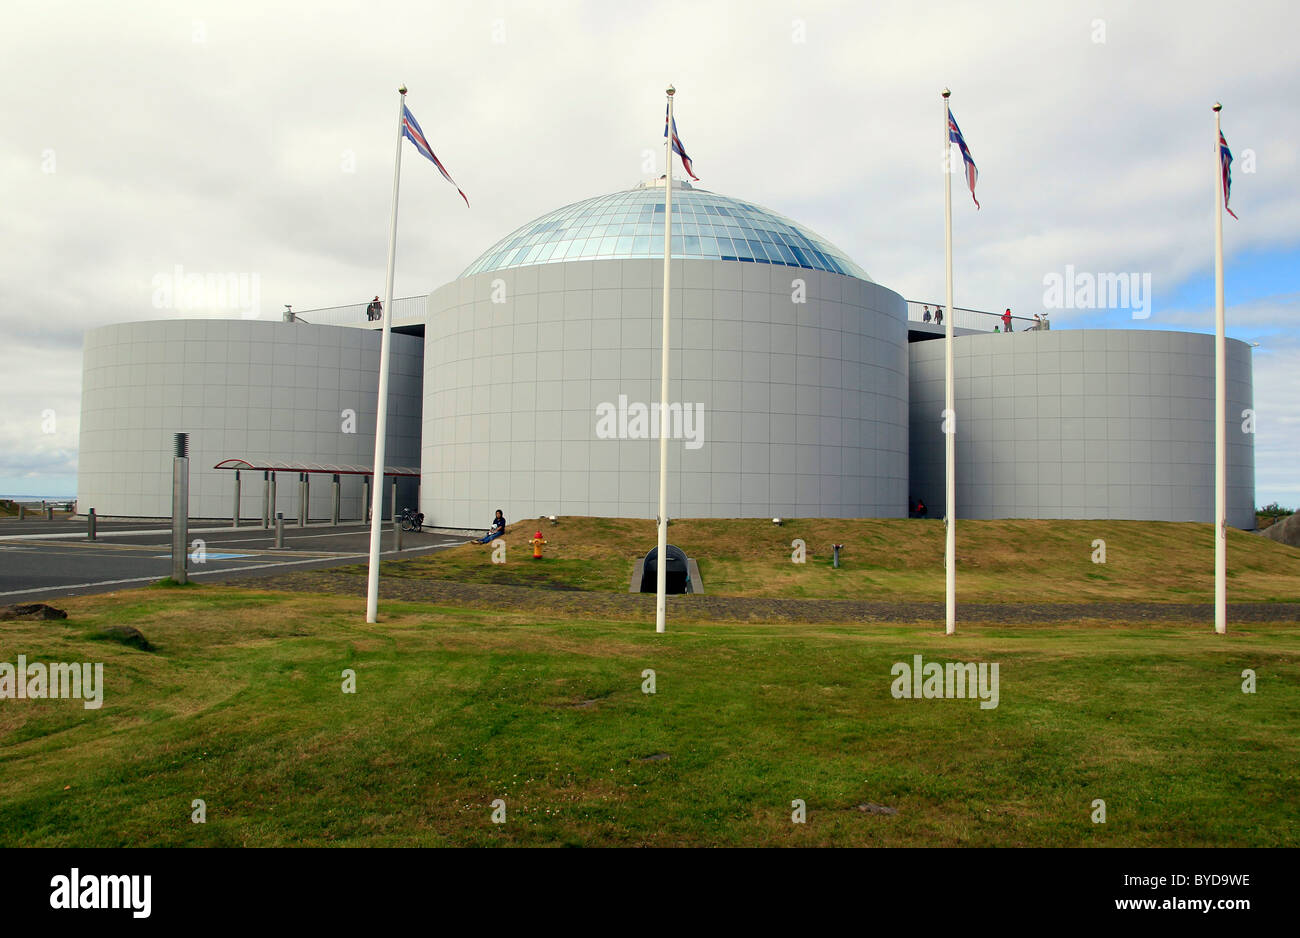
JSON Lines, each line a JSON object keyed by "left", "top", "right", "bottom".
{"left": 476, "top": 509, "right": 506, "bottom": 544}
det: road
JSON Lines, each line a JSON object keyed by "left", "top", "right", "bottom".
{"left": 0, "top": 518, "right": 467, "bottom": 603}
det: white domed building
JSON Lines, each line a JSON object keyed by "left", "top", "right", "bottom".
{"left": 74, "top": 180, "right": 1256, "bottom": 530}
{"left": 420, "top": 179, "right": 912, "bottom": 527}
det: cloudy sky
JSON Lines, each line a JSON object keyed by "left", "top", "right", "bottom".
{"left": 2, "top": 0, "right": 1296, "bottom": 505}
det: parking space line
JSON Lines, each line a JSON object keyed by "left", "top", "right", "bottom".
{"left": 0, "top": 524, "right": 380, "bottom": 543}
{"left": 0, "top": 542, "right": 456, "bottom": 599}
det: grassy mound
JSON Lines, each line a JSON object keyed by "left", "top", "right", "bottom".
{"left": 379, "top": 517, "right": 1300, "bottom": 603}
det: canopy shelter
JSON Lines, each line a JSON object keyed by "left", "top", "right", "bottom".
{"left": 212, "top": 458, "right": 418, "bottom": 478}
{"left": 212, "top": 459, "right": 418, "bottom": 528}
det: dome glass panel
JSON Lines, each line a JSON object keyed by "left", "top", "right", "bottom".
{"left": 460, "top": 182, "right": 871, "bottom": 282}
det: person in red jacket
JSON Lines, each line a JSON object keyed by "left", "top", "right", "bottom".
{"left": 1001, "top": 308, "right": 1013, "bottom": 333}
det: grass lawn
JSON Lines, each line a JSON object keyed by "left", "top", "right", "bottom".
{"left": 1, "top": 585, "right": 1296, "bottom": 847}
{"left": 372, "top": 517, "right": 1300, "bottom": 603}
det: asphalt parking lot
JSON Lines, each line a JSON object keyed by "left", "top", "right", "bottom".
{"left": 0, "top": 518, "right": 468, "bottom": 603}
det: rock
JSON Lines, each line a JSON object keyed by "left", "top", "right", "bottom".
{"left": 1259, "top": 513, "right": 1300, "bottom": 549}
{"left": 0, "top": 603, "right": 68, "bottom": 621}
{"left": 855, "top": 803, "right": 898, "bottom": 815}
{"left": 100, "top": 625, "right": 154, "bottom": 652}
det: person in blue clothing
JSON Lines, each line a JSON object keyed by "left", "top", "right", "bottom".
{"left": 476, "top": 509, "right": 506, "bottom": 544}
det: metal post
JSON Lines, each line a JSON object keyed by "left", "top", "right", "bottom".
{"left": 365, "top": 475, "right": 372, "bottom": 523}
{"left": 45, "top": 502, "right": 53, "bottom": 521}
{"left": 832, "top": 544, "right": 842, "bottom": 569}
{"left": 262, "top": 470, "right": 270, "bottom": 528}
{"left": 171, "top": 433, "right": 189, "bottom": 585}
{"left": 364, "top": 85, "right": 409, "bottom": 625}
{"left": 942, "top": 89, "right": 957, "bottom": 636}
{"left": 394, "top": 514, "right": 403, "bottom": 552}
{"left": 331, "top": 474, "right": 341, "bottom": 526}
{"left": 655, "top": 84, "right": 676, "bottom": 635}
{"left": 232, "top": 469, "right": 241, "bottom": 528}
{"left": 88, "top": 508, "right": 97, "bottom": 541}
{"left": 269, "top": 472, "right": 277, "bottom": 531}
{"left": 389, "top": 476, "right": 396, "bottom": 525}
{"left": 298, "top": 473, "right": 308, "bottom": 527}
{"left": 17, "top": 504, "right": 24, "bottom": 521}
{"left": 275, "top": 512, "right": 285, "bottom": 549}
{"left": 1213, "top": 103, "right": 1228, "bottom": 635}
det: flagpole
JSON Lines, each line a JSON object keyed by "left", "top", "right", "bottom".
{"left": 1213, "top": 102, "right": 1227, "bottom": 635}
{"left": 365, "top": 85, "right": 408, "bottom": 624}
{"left": 942, "top": 89, "right": 956, "bottom": 636}
{"left": 655, "top": 85, "right": 675, "bottom": 634}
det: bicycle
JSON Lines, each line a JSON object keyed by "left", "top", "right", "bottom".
{"left": 397, "top": 507, "right": 424, "bottom": 532}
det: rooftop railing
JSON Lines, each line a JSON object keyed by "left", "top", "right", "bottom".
{"left": 288, "top": 295, "right": 427, "bottom": 328}
{"left": 288, "top": 294, "right": 1052, "bottom": 333}
{"left": 905, "top": 300, "right": 1051, "bottom": 332}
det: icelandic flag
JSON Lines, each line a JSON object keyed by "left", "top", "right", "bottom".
{"left": 948, "top": 108, "right": 979, "bottom": 209}
{"left": 664, "top": 107, "right": 699, "bottom": 181}
{"left": 1219, "top": 130, "right": 1238, "bottom": 220}
{"left": 402, "top": 104, "right": 469, "bottom": 207}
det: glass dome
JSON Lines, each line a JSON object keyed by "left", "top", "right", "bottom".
{"left": 460, "top": 180, "right": 871, "bottom": 282}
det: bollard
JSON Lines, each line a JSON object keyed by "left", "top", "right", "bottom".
{"left": 394, "top": 516, "right": 403, "bottom": 552}
{"left": 171, "top": 433, "right": 189, "bottom": 585}
{"left": 298, "top": 473, "right": 309, "bottom": 528}
{"left": 389, "top": 478, "right": 397, "bottom": 526}
{"left": 45, "top": 503, "right": 54, "bottom": 521}
{"left": 275, "top": 512, "right": 285, "bottom": 549}
{"left": 832, "top": 544, "right": 843, "bottom": 569}
{"left": 88, "top": 508, "right": 97, "bottom": 541}
{"left": 232, "top": 469, "right": 241, "bottom": 528}
{"left": 262, "top": 470, "right": 270, "bottom": 529}
{"left": 364, "top": 475, "right": 372, "bottom": 523}
{"left": 268, "top": 472, "right": 277, "bottom": 529}
{"left": 17, "top": 504, "right": 24, "bottom": 521}
{"left": 331, "top": 474, "right": 341, "bottom": 526}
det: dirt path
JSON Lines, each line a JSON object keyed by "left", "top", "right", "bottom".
{"left": 232, "top": 569, "right": 1300, "bottom": 625}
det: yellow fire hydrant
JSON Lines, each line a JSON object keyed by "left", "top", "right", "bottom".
{"left": 530, "top": 531, "right": 547, "bottom": 559}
